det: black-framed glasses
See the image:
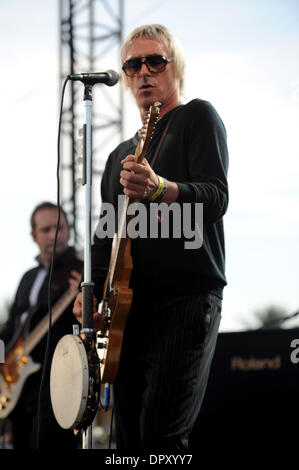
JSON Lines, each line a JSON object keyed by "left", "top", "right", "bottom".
{"left": 122, "top": 54, "right": 174, "bottom": 77}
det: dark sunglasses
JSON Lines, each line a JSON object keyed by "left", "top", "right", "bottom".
{"left": 122, "top": 54, "right": 174, "bottom": 77}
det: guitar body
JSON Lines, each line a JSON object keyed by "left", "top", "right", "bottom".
{"left": 98, "top": 285, "right": 132, "bottom": 384}
{"left": 0, "top": 337, "right": 41, "bottom": 419}
{"left": 97, "top": 238, "right": 133, "bottom": 383}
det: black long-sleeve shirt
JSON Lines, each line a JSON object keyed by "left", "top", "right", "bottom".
{"left": 92, "top": 99, "right": 229, "bottom": 301}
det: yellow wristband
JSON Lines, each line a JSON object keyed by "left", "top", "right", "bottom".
{"left": 149, "top": 176, "right": 164, "bottom": 201}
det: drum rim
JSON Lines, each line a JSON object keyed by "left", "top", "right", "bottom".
{"left": 50, "top": 334, "right": 89, "bottom": 430}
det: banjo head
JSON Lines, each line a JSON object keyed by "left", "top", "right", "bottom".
{"left": 50, "top": 334, "right": 89, "bottom": 430}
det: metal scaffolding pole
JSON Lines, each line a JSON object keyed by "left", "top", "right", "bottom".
{"left": 59, "top": 0, "right": 124, "bottom": 247}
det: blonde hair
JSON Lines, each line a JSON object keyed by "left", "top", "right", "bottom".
{"left": 121, "top": 24, "right": 185, "bottom": 95}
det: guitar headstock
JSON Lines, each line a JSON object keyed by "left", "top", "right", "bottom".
{"left": 136, "top": 101, "right": 161, "bottom": 163}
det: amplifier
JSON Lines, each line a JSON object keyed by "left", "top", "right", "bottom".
{"left": 190, "top": 328, "right": 299, "bottom": 451}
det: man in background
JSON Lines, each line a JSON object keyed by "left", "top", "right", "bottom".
{"left": 0, "top": 202, "right": 82, "bottom": 449}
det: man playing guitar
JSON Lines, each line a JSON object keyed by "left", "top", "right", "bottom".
{"left": 73, "top": 24, "right": 229, "bottom": 450}
{"left": 0, "top": 202, "right": 82, "bottom": 449}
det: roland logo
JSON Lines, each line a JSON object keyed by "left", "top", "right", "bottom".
{"left": 230, "top": 355, "right": 281, "bottom": 371}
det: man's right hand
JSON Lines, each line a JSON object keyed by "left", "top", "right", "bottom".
{"left": 73, "top": 292, "right": 107, "bottom": 331}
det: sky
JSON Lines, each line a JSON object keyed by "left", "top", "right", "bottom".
{"left": 0, "top": 0, "right": 298, "bottom": 332}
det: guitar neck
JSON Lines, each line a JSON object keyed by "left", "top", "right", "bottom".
{"left": 23, "top": 288, "right": 77, "bottom": 355}
{"left": 105, "top": 102, "right": 161, "bottom": 294}
{"left": 108, "top": 140, "right": 144, "bottom": 288}
{"left": 108, "top": 195, "right": 130, "bottom": 287}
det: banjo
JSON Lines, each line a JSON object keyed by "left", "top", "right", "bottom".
{"left": 50, "top": 102, "right": 161, "bottom": 433}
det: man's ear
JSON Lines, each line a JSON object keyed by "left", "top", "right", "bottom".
{"left": 31, "top": 229, "right": 37, "bottom": 243}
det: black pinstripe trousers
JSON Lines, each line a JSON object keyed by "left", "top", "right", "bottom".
{"left": 113, "top": 290, "right": 222, "bottom": 450}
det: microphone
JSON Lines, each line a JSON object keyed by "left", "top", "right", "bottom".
{"left": 68, "top": 69, "right": 119, "bottom": 86}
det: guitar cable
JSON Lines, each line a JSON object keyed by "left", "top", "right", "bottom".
{"left": 35, "top": 77, "right": 70, "bottom": 449}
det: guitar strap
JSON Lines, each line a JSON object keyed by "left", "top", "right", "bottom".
{"left": 148, "top": 105, "right": 181, "bottom": 169}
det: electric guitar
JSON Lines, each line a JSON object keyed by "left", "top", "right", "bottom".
{"left": 97, "top": 101, "right": 161, "bottom": 384}
{"left": 0, "top": 287, "right": 77, "bottom": 419}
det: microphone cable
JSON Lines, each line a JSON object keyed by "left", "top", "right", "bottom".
{"left": 35, "top": 77, "right": 70, "bottom": 449}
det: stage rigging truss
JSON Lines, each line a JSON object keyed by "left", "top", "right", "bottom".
{"left": 59, "top": 0, "right": 124, "bottom": 246}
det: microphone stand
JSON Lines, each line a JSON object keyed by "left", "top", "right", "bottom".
{"left": 80, "top": 82, "right": 96, "bottom": 449}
